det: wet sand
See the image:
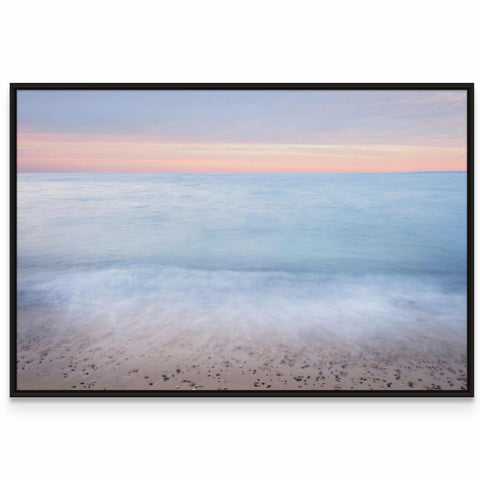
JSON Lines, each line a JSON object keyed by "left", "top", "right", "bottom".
{"left": 17, "top": 318, "right": 467, "bottom": 392}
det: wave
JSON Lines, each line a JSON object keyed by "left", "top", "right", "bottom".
{"left": 18, "top": 265, "right": 466, "bottom": 351}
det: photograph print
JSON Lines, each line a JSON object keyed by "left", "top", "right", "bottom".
{"left": 12, "top": 84, "right": 473, "bottom": 396}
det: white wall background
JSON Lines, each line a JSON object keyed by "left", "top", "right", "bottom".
{"left": 1, "top": 1, "right": 477, "bottom": 479}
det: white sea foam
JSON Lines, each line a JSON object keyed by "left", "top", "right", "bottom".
{"left": 17, "top": 266, "right": 466, "bottom": 352}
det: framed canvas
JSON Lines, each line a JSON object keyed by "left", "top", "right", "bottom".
{"left": 10, "top": 83, "right": 474, "bottom": 397}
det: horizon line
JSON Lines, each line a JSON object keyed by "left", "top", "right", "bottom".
{"left": 17, "top": 170, "right": 467, "bottom": 174}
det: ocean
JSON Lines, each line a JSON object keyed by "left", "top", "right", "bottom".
{"left": 16, "top": 173, "right": 467, "bottom": 390}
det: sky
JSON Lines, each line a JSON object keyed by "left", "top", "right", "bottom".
{"left": 17, "top": 90, "right": 467, "bottom": 173}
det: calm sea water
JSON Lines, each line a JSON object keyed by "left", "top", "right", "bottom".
{"left": 17, "top": 173, "right": 467, "bottom": 343}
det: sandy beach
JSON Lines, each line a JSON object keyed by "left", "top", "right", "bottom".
{"left": 17, "top": 313, "right": 467, "bottom": 392}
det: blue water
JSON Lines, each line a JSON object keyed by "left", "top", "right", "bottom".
{"left": 17, "top": 173, "right": 467, "bottom": 344}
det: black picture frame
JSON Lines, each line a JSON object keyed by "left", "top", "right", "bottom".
{"left": 10, "top": 83, "right": 474, "bottom": 398}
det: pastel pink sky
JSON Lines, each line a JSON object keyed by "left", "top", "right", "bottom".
{"left": 17, "top": 90, "right": 467, "bottom": 173}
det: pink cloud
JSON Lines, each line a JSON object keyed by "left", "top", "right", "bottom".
{"left": 17, "top": 131, "right": 467, "bottom": 173}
